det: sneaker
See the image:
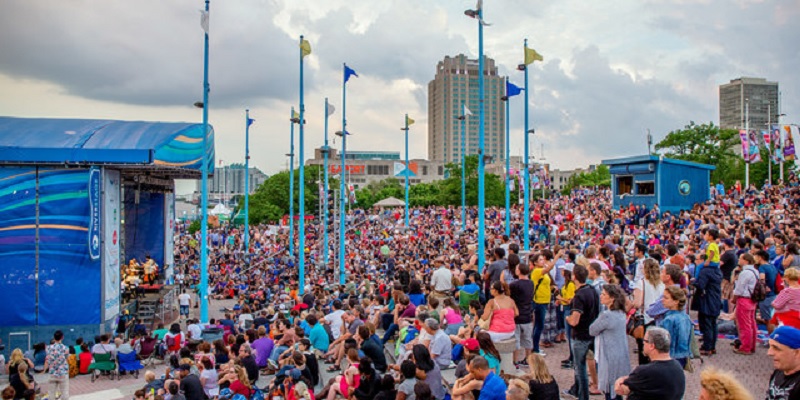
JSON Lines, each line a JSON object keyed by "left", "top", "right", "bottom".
{"left": 561, "top": 362, "right": 574, "bottom": 369}
{"left": 534, "top": 350, "right": 546, "bottom": 357}
{"left": 267, "top": 359, "right": 278, "bottom": 369}
{"left": 562, "top": 389, "right": 577, "bottom": 399}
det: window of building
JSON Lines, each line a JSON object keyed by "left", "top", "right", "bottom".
{"left": 616, "top": 176, "right": 633, "bottom": 195}
{"left": 422, "top": 165, "right": 428, "bottom": 175}
{"left": 636, "top": 181, "right": 655, "bottom": 196}
{"left": 438, "top": 166, "right": 444, "bottom": 175}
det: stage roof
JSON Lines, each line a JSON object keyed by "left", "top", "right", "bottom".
{"left": 0, "top": 117, "right": 215, "bottom": 178}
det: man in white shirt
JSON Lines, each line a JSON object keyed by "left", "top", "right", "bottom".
{"left": 323, "top": 300, "right": 346, "bottom": 340}
{"left": 178, "top": 291, "right": 191, "bottom": 320}
{"left": 430, "top": 258, "right": 453, "bottom": 304}
{"left": 187, "top": 319, "right": 203, "bottom": 342}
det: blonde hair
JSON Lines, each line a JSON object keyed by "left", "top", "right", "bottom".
{"left": 700, "top": 368, "right": 753, "bottom": 400}
{"left": 506, "top": 379, "right": 530, "bottom": 400}
{"left": 235, "top": 365, "right": 251, "bottom": 388}
{"left": 643, "top": 259, "right": 661, "bottom": 287}
{"left": 294, "top": 382, "right": 312, "bottom": 400}
{"left": 785, "top": 267, "right": 800, "bottom": 283}
{"left": 9, "top": 349, "right": 24, "bottom": 366}
{"left": 525, "top": 353, "right": 553, "bottom": 384}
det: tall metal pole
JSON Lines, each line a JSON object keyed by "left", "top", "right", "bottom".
{"left": 298, "top": 35, "right": 306, "bottom": 295}
{"left": 404, "top": 115, "right": 410, "bottom": 228}
{"left": 244, "top": 109, "right": 251, "bottom": 260}
{"left": 476, "top": 6, "right": 486, "bottom": 273}
{"left": 523, "top": 38, "right": 531, "bottom": 251}
{"left": 289, "top": 109, "right": 295, "bottom": 259}
{"left": 339, "top": 64, "right": 348, "bottom": 285}
{"left": 745, "top": 99, "right": 750, "bottom": 188}
{"left": 768, "top": 103, "right": 772, "bottom": 185}
{"left": 504, "top": 77, "right": 510, "bottom": 237}
{"left": 199, "top": 0, "right": 210, "bottom": 323}
{"left": 461, "top": 109, "right": 466, "bottom": 230}
{"left": 323, "top": 98, "right": 330, "bottom": 268}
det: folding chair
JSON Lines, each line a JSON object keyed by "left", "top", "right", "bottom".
{"left": 88, "top": 353, "right": 117, "bottom": 382}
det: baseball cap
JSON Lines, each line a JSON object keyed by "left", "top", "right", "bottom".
{"left": 462, "top": 338, "right": 479, "bottom": 352}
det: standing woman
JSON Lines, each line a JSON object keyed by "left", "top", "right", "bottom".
{"left": 694, "top": 254, "right": 722, "bottom": 356}
{"left": 631, "top": 259, "right": 665, "bottom": 365}
{"left": 589, "top": 285, "right": 631, "bottom": 400}
{"left": 660, "top": 286, "right": 693, "bottom": 367}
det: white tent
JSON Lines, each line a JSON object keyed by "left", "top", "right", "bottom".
{"left": 373, "top": 197, "right": 406, "bottom": 207}
{"left": 209, "top": 203, "right": 232, "bottom": 216}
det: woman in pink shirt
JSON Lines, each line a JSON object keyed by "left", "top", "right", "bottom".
{"left": 772, "top": 267, "right": 800, "bottom": 329}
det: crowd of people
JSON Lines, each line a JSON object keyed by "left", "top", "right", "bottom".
{"left": 6, "top": 176, "right": 800, "bottom": 400}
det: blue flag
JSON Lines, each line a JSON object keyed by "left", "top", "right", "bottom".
{"left": 247, "top": 118, "right": 255, "bottom": 127}
{"left": 344, "top": 65, "right": 358, "bottom": 83}
{"left": 506, "top": 81, "right": 523, "bottom": 97}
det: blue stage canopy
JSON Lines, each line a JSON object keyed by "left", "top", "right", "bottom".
{"left": 0, "top": 117, "right": 215, "bottom": 175}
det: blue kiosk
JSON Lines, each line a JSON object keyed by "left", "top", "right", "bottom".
{"left": 602, "top": 155, "right": 715, "bottom": 214}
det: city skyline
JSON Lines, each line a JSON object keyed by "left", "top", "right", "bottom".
{"left": 1, "top": 1, "right": 798, "bottom": 176}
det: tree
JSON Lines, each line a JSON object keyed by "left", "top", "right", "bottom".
{"left": 248, "top": 165, "right": 328, "bottom": 222}
{"left": 561, "top": 165, "right": 611, "bottom": 195}
{"left": 655, "top": 121, "right": 741, "bottom": 184}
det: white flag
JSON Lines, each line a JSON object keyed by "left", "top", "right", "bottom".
{"left": 200, "top": 10, "right": 209, "bottom": 33}
{"left": 463, "top": 104, "right": 473, "bottom": 116}
{"left": 326, "top": 103, "right": 335, "bottom": 117}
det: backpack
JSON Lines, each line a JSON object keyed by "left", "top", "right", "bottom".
{"left": 747, "top": 270, "right": 768, "bottom": 302}
{"left": 166, "top": 335, "right": 176, "bottom": 348}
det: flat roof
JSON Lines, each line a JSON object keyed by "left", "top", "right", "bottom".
{"left": 601, "top": 155, "right": 715, "bottom": 170}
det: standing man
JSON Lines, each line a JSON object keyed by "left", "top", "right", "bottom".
{"left": 766, "top": 326, "right": 800, "bottom": 400}
{"left": 430, "top": 257, "right": 453, "bottom": 304}
{"left": 483, "top": 248, "right": 507, "bottom": 296}
{"left": 44, "top": 330, "right": 69, "bottom": 400}
{"left": 509, "top": 262, "right": 534, "bottom": 366}
{"left": 565, "top": 264, "right": 600, "bottom": 400}
{"left": 733, "top": 253, "right": 759, "bottom": 355}
{"left": 178, "top": 291, "right": 191, "bottom": 321}
{"left": 613, "top": 327, "right": 686, "bottom": 400}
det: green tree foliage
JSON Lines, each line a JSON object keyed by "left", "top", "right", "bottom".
{"left": 247, "top": 165, "right": 329, "bottom": 224}
{"left": 561, "top": 165, "right": 611, "bottom": 195}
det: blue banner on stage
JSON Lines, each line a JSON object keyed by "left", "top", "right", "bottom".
{"left": 88, "top": 167, "right": 101, "bottom": 260}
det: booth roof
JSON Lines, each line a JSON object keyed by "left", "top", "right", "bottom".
{"left": 601, "top": 154, "right": 715, "bottom": 170}
{"left": 0, "top": 116, "right": 215, "bottom": 177}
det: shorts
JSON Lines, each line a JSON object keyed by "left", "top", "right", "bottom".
{"left": 180, "top": 305, "right": 189, "bottom": 316}
{"left": 515, "top": 323, "right": 533, "bottom": 350}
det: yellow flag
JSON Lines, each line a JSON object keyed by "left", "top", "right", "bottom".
{"left": 524, "top": 46, "right": 543, "bottom": 65}
{"left": 292, "top": 110, "right": 300, "bottom": 119}
{"left": 300, "top": 39, "right": 311, "bottom": 58}
{"left": 406, "top": 116, "right": 415, "bottom": 126}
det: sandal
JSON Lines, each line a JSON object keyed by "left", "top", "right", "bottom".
{"left": 326, "top": 365, "right": 341, "bottom": 372}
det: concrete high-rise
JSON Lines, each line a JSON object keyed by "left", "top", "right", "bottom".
{"left": 719, "top": 77, "right": 779, "bottom": 130}
{"left": 428, "top": 54, "right": 505, "bottom": 164}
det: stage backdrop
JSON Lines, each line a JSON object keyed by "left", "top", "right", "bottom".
{"left": 123, "top": 188, "right": 165, "bottom": 268}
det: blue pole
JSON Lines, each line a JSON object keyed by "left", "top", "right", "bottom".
{"left": 323, "top": 98, "right": 330, "bottom": 268}
{"left": 339, "top": 64, "right": 348, "bottom": 285}
{"left": 244, "top": 109, "right": 250, "bottom": 262}
{"left": 477, "top": 8, "right": 486, "bottom": 273}
{"left": 523, "top": 39, "right": 531, "bottom": 251}
{"left": 404, "top": 115, "right": 410, "bottom": 228}
{"left": 504, "top": 77, "right": 510, "bottom": 237}
{"left": 289, "top": 108, "right": 295, "bottom": 260}
{"left": 199, "top": 0, "right": 210, "bottom": 324}
{"left": 461, "top": 109, "right": 466, "bottom": 230}
{"left": 298, "top": 35, "right": 306, "bottom": 295}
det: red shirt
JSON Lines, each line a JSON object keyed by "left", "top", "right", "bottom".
{"left": 230, "top": 380, "right": 253, "bottom": 397}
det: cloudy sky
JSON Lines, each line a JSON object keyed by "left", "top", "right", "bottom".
{"left": 1, "top": 0, "right": 798, "bottom": 190}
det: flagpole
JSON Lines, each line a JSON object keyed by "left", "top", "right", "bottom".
{"left": 460, "top": 106, "right": 466, "bottom": 230}
{"left": 768, "top": 103, "right": 772, "bottom": 185}
{"left": 477, "top": 5, "right": 486, "bottom": 273}
{"left": 745, "top": 99, "right": 750, "bottom": 188}
{"left": 323, "top": 98, "right": 330, "bottom": 269}
{"left": 504, "top": 77, "right": 511, "bottom": 237}
{"left": 339, "top": 64, "right": 348, "bottom": 285}
{"left": 404, "top": 115, "right": 410, "bottom": 229}
{"left": 289, "top": 108, "right": 295, "bottom": 260}
{"left": 298, "top": 35, "right": 306, "bottom": 295}
{"left": 199, "top": 0, "right": 210, "bottom": 324}
{"left": 244, "top": 109, "right": 251, "bottom": 262}
{"left": 523, "top": 38, "right": 531, "bottom": 252}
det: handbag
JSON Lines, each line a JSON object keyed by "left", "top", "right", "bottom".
{"left": 626, "top": 281, "right": 646, "bottom": 339}
{"left": 478, "top": 300, "right": 493, "bottom": 330}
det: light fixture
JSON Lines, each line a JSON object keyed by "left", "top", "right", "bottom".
{"left": 193, "top": 101, "right": 204, "bottom": 108}
{"left": 464, "top": 9, "right": 478, "bottom": 18}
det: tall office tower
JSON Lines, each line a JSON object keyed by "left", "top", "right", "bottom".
{"left": 428, "top": 54, "right": 506, "bottom": 164}
{"left": 719, "top": 77, "right": 779, "bottom": 130}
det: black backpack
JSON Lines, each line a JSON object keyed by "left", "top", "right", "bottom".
{"left": 747, "top": 270, "right": 767, "bottom": 302}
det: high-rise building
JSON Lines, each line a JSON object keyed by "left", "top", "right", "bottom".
{"left": 197, "top": 163, "right": 269, "bottom": 201}
{"left": 428, "top": 54, "right": 505, "bottom": 164}
{"left": 719, "top": 77, "right": 779, "bottom": 130}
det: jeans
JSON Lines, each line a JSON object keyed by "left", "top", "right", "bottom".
{"left": 381, "top": 313, "right": 394, "bottom": 331}
{"left": 698, "top": 312, "right": 718, "bottom": 351}
{"left": 269, "top": 345, "right": 289, "bottom": 363}
{"left": 532, "top": 303, "right": 547, "bottom": 352}
{"left": 760, "top": 295, "right": 776, "bottom": 322}
{"left": 382, "top": 323, "right": 399, "bottom": 345}
{"left": 564, "top": 305, "right": 573, "bottom": 362}
{"left": 50, "top": 375, "right": 69, "bottom": 400}
{"left": 571, "top": 339, "right": 592, "bottom": 400}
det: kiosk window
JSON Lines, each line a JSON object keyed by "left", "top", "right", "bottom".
{"left": 616, "top": 176, "right": 633, "bottom": 195}
{"left": 636, "top": 181, "right": 655, "bottom": 195}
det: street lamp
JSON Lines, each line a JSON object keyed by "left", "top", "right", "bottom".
{"left": 464, "top": 1, "right": 487, "bottom": 272}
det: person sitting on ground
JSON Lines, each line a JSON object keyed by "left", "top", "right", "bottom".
{"left": 470, "top": 356, "right": 507, "bottom": 400}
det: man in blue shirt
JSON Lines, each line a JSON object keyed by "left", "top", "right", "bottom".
{"left": 470, "top": 356, "right": 506, "bottom": 400}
